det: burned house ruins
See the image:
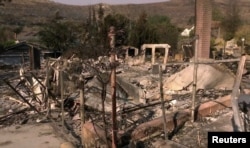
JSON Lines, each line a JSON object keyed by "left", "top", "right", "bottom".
{"left": 1, "top": 39, "right": 250, "bottom": 148}
{"left": 1, "top": 0, "right": 250, "bottom": 148}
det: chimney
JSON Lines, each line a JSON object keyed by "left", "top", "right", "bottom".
{"left": 195, "top": 0, "right": 212, "bottom": 59}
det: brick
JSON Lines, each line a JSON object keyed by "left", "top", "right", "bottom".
{"left": 197, "top": 95, "right": 231, "bottom": 117}
{"left": 131, "top": 111, "right": 190, "bottom": 140}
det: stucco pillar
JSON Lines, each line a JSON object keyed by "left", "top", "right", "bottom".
{"left": 163, "top": 45, "right": 169, "bottom": 65}
{"left": 141, "top": 45, "right": 146, "bottom": 63}
{"left": 152, "top": 46, "right": 155, "bottom": 64}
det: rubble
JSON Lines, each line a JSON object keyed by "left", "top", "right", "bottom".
{"left": 1, "top": 46, "right": 250, "bottom": 147}
{"left": 164, "top": 63, "right": 235, "bottom": 91}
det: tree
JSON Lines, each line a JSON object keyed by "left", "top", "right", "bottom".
{"left": 0, "top": 26, "right": 13, "bottom": 42}
{"left": 79, "top": 6, "right": 131, "bottom": 58}
{"left": 129, "top": 11, "right": 157, "bottom": 49}
{"left": 212, "top": 6, "right": 223, "bottom": 21}
{"left": 97, "top": 4, "right": 104, "bottom": 21}
{"left": 221, "top": 0, "right": 241, "bottom": 41}
{"left": 38, "top": 21, "right": 79, "bottom": 53}
{"left": 187, "top": 16, "right": 195, "bottom": 26}
{"left": 235, "top": 25, "right": 250, "bottom": 43}
{"left": 103, "top": 14, "right": 130, "bottom": 47}
{"left": 13, "top": 26, "right": 23, "bottom": 40}
{"left": 0, "top": 26, "right": 15, "bottom": 51}
{"left": 148, "top": 15, "right": 179, "bottom": 50}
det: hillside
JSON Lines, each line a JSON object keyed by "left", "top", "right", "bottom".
{"left": 1, "top": 0, "right": 250, "bottom": 42}
{"left": 0, "top": 0, "right": 196, "bottom": 27}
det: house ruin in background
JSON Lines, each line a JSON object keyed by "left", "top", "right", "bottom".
{"left": 124, "top": 44, "right": 170, "bottom": 67}
{"left": 141, "top": 44, "right": 170, "bottom": 65}
{"left": 0, "top": 42, "right": 42, "bottom": 70}
{"left": 122, "top": 46, "right": 139, "bottom": 59}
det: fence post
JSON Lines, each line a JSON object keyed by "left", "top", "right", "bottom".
{"left": 60, "top": 60, "right": 65, "bottom": 127}
{"left": 230, "top": 55, "right": 246, "bottom": 131}
{"left": 159, "top": 65, "right": 168, "bottom": 140}
{"left": 191, "top": 35, "right": 199, "bottom": 122}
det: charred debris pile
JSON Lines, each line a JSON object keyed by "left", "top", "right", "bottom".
{"left": 1, "top": 47, "right": 250, "bottom": 147}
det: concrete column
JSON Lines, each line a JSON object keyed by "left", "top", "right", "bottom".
{"left": 125, "top": 49, "right": 128, "bottom": 59}
{"left": 141, "top": 45, "right": 146, "bottom": 63}
{"left": 152, "top": 46, "right": 155, "bottom": 64}
{"left": 134, "top": 48, "right": 139, "bottom": 56}
{"left": 163, "top": 46, "right": 169, "bottom": 65}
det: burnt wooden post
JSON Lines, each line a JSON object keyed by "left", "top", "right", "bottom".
{"left": 110, "top": 53, "right": 117, "bottom": 148}
{"left": 109, "top": 26, "right": 118, "bottom": 148}
{"left": 230, "top": 55, "right": 246, "bottom": 131}
{"left": 159, "top": 65, "right": 168, "bottom": 140}
{"left": 80, "top": 78, "right": 85, "bottom": 146}
{"left": 80, "top": 81, "right": 85, "bottom": 124}
{"left": 99, "top": 74, "right": 109, "bottom": 145}
{"left": 45, "top": 59, "right": 51, "bottom": 117}
{"left": 60, "top": 60, "right": 65, "bottom": 127}
{"left": 191, "top": 35, "right": 199, "bottom": 122}
{"left": 29, "top": 45, "right": 41, "bottom": 70}
{"left": 29, "top": 45, "right": 34, "bottom": 70}
{"left": 22, "top": 52, "right": 25, "bottom": 65}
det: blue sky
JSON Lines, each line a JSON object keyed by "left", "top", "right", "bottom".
{"left": 52, "top": 0, "right": 169, "bottom": 6}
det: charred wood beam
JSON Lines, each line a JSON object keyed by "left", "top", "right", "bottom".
{"left": 230, "top": 55, "right": 246, "bottom": 132}
{"left": 45, "top": 60, "right": 51, "bottom": 117}
{"left": 119, "top": 100, "right": 171, "bottom": 114}
{"left": 0, "top": 107, "right": 28, "bottom": 122}
{"left": 22, "top": 93, "right": 43, "bottom": 98}
{"left": 131, "top": 111, "right": 189, "bottom": 141}
{"left": 7, "top": 96, "right": 29, "bottom": 107}
{"left": 3, "top": 79, "right": 41, "bottom": 115}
